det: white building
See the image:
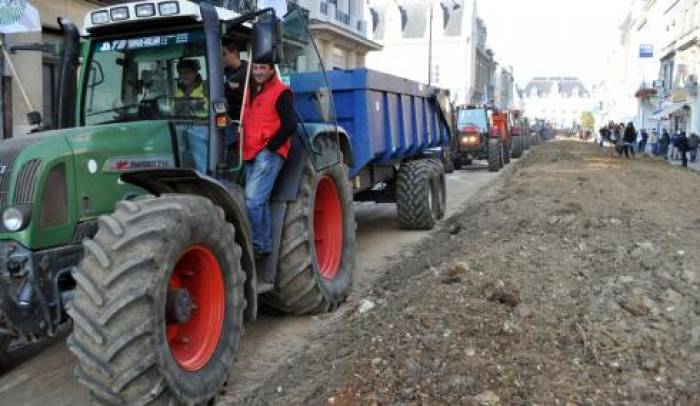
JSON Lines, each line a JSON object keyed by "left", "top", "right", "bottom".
{"left": 364, "top": 0, "right": 479, "bottom": 105}
{"left": 522, "top": 77, "right": 594, "bottom": 130}
{"left": 293, "top": 0, "right": 381, "bottom": 69}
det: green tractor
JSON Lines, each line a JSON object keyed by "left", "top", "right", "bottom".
{"left": 0, "top": 1, "right": 357, "bottom": 403}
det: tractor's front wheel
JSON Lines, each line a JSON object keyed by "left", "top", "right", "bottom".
{"left": 487, "top": 138, "right": 502, "bottom": 172}
{"left": 69, "top": 195, "right": 245, "bottom": 405}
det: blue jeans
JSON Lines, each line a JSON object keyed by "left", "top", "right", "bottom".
{"left": 186, "top": 125, "right": 209, "bottom": 173}
{"left": 691, "top": 147, "right": 698, "bottom": 162}
{"left": 245, "top": 149, "right": 285, "bottom": 253}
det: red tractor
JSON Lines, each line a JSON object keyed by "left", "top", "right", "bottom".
{"left": 451, "top": 106, "right": 511, "bottom": 172}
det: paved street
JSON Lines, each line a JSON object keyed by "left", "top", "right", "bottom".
{"left": 0, "top": 159, "right": 517, "bottom": 405}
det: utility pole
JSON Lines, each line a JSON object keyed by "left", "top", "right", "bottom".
{"left": 427, "top": 0, "right": 433, "bottom": 86}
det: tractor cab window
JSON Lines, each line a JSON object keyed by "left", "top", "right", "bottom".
{"left": 84, "top": 31, "right": 209, "bottom": 126}
{"left": 457, "top": 109, "right": 489, "bottom": 132}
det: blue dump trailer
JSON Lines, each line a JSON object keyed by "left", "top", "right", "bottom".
{"left": 291, "top": 67, "right": 453, "bottom": 214}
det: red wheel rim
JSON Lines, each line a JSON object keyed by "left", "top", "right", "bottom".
{"left": 313, "top": 176, "right": 343, "bottom": 280}
{"left": 166, "top": 245, "right": 225, "bottom": 371}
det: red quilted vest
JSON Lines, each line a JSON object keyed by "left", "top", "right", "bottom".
{"left": 242, "top": 75, "right": 291, "bottom": 160}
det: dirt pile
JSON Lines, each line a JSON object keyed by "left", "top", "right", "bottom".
{"left": 225, "top": 141, "right": 700, "bottom": 405}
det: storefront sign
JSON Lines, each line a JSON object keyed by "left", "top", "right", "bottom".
{"left": 671, "top": 89, "right": 689, "bottom": 103}
{"left": 639, "top": 44, "right": 653, "bottom": 58}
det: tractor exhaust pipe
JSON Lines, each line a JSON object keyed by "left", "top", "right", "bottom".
{"left": 57, "top": 17, "right": 79, "bottom": 129}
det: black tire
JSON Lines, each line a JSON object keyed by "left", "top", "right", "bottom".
{"left": 523, "top": 134, "right": 531, "bottom": 151}
{"left": 503, "top": 141, "right": 512, "bottom": 164}
{"left": 427, "top": 159, "right": 447, "bottom": 220}
{"left": 442, "top": 148, "right": 455, "bottom": 173}
{"left": 453, "top": 155, "right": 464, "bottom": 170}
{"left": 396, "top": 159, "right": 441, "bottom": 230}
{"left": 511, "top": 136, "right": 523, "bottom": 158}
{"left": 0, "top": 334, "right": 11, "bottom": 364}
{"left": 487, "top": 138, "right": 501, "bottom": 172}
{"left": 265, "top": 137, "right": 356, "bottom": 315}
{"left": 69, "top": 194, "right": 245, "bottom": 405}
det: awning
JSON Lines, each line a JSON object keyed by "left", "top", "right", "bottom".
{"left": 651, "top": 103, "right": 689, "bottom": 120}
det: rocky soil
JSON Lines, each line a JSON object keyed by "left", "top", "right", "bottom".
{"left": 221, "top": 140, "right": 700, "bottom": 405}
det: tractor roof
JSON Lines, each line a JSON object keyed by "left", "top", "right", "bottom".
{"left": 82, "top": 0, "right": 241, "bottom": 35}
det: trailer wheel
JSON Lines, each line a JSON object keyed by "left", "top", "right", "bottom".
{"left": 69, "top": 195, "right": 245, "bottom": 405}
{"left": 397, "top": 159, "right": 441, "bottom": 230}
{"left": 428, "top": 159, "right": 447, "bottom": 220}
{"left": 487, "top": 139, "right": 501, "bottom": 172}
{"left": 267, "top": 137, "right": 356, "bottom": 315}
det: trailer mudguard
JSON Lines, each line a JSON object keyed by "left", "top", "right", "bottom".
{"left": 120, "top": 169, "right": 257, "bottom": 322}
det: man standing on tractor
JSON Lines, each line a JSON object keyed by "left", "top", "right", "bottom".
{"left": 242, "top": 61, "right": 297, "bottom": 258}
{"left": 222, "top": 38, "right": 248, "bottom": 148}
{"left": 174, "top": 59, "right": 209, "bottom": 173}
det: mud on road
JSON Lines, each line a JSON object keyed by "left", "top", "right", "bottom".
{"left": 235, "top": 141, "right": 700, "bottom": 405}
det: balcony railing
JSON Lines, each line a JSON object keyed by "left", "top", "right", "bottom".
{"left": 335, "top": 10, "right": 350, "bottom": 25}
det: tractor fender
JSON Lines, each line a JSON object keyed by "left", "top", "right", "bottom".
{"left": 121, "top": 169, "right": 258, "bottom": 323}
{"left": 272, "top": 126, "right": 353, "bottom": 203}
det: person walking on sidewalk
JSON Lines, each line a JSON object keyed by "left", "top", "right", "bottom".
{"left": 638, "top": 129, "right": 648, "bottom": 155}
{"left": 689, "top": 132, "right": 699, "bottom": 163}
{"left": 660, "top": 129, "right": 671, "bottom": 159}
{"left": 622, "top": 122, "right": 636, "bottom": 159}
{"left": 678, "top": 132, "right": 690, "bottom": 167}
{"left": 608, "top": 123, "right": 620, "bottom": 159}
{"left": 650, "top": 129, "right": 659, "bottom": 156}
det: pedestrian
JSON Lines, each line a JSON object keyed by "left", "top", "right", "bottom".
{"left": 242, "top": 61, "right": 298, "bottom": 258}
{"left": 689, "top": 132, "right": 699, "bottom": 163}
{"left": 677, "top": 131, "right": 690, "bottom": 167}
{"left": 608, "top": 123, "right": 619, "bottom": 159}
{"left": 649, "top": 129, "right": 659, "bottom": 156}
{"left": 598, "top": 126, "right": 609, "bottom": 149}
{"left": 621, "top": 122, "right": 636, "bottom": 159}
{"left": 660, "top": 129, "right": 670, "bottom": 159}
{"left": 670, "top": 131, "right": 681, "bottom": 160}
{"left": 638, "top": 129, "right": 648, "bottom": 155}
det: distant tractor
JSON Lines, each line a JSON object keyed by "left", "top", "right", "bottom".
{"left": 451, "top": 106, "right": 511, "bottom": 172}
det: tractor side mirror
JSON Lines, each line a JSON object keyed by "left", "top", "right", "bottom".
{"left": 252, "top": 16, "right": 282, "bottom": 64}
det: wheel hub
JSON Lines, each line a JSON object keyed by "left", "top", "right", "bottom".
{"left": 166, "top": 288, "right": 194, "bottom": 325}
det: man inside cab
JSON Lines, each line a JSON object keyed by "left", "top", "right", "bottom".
{"left": 242, "top": 62, "right": 297, "bottom": 258}
{"left": 174, "top": 59, "right": 209, "bottom": 173}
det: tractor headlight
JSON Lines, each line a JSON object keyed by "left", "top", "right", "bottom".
{"left": 159, "top": 1, "right": 180, "bottom": 16}
{"left": 135, "top": 3, "right": 156, "bottom": 17}
{"left": 91, "top": 10, "right": 110, "bottom": 25}
{"left": 3, "top": 207, "right": 25, "bottom": 232}
{"left": 110, "top": 6, "right": 129, "bottom": 21}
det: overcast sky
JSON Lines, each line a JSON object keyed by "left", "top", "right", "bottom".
{"left": 476, "top": 0, "right": 632, "bottom": 88}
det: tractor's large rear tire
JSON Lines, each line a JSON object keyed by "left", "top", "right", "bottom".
{"left": 69, "top": 195, "right": 245, "bottom": 405}
{"left": 487, "top": 139, "right": 502, "bottom": 172}
{"left": 266, "top": 138, "right": 356, "bottom": 315}
{"left": 397, "top": 159, "right": 442, "bottom": 230}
